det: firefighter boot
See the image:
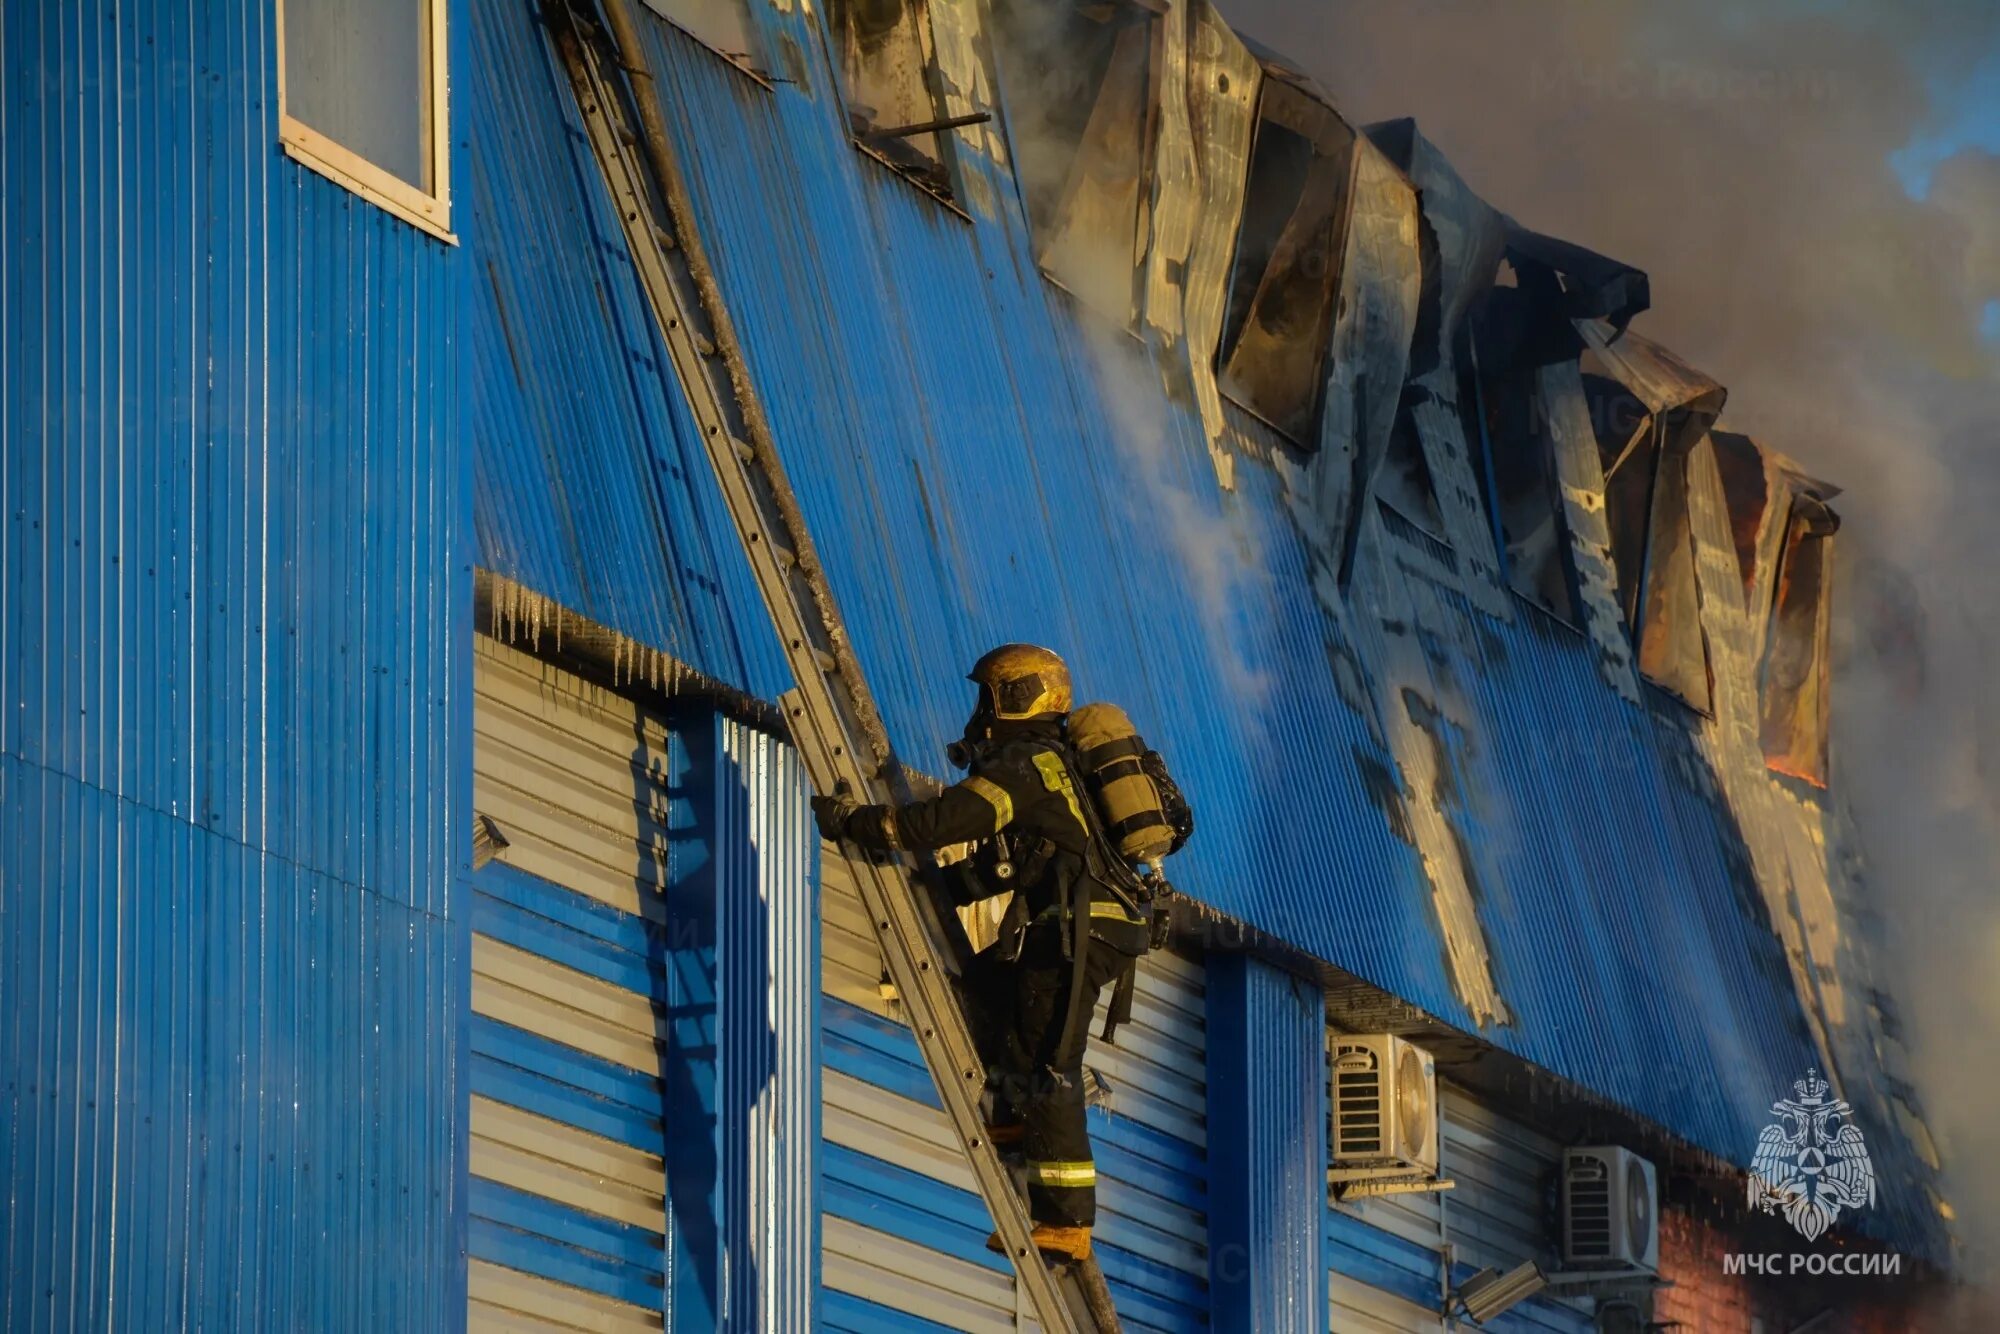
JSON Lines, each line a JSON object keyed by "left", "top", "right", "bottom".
{"left": 985, "top": 1223, "right": 1093, "bottom": 1264}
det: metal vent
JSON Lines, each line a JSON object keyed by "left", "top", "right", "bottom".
{"left": 1395, "top": 1042, "right": 1433, "bottom": 1162}
{"left": 1625, "top": 1155, "right": 1655, "bottom": 1259}
{"left": 1333, "top": 1044, "right": 1383, "bottom": 1156}
{"left": 1568, "top": 1153, "right": 1613, "bottom": 1258}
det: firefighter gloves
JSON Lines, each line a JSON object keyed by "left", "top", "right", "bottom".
{"left": 811, "top": 793, "right": 859, "bottom": 841}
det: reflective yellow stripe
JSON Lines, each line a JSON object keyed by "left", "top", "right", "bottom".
{"left": 960, "top": 776, "right": 1014, "bottom": 830}
{"left": 1089, "top": 901, "right": 1143, "bottom": 924}
{"left": 1027, "top": 1160, "right": 1097, "bottom": 1187}
{"left": 1030, "top": 752, "right": 1090, "bottom": 831}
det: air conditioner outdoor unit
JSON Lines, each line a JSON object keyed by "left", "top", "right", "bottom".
{"left": 1562, "top": 1146, "right": 1659, "bottom": 1273}
{"left": 1328, "top": 1034, "right": 1439, "bottom": 1181}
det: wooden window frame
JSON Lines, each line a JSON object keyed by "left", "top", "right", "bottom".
{"left": 276, "top": 0, "right": 454, "bottom": 244}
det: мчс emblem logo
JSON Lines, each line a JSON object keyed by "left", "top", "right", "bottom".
{"left": 1748, "top": 1069, "right": 1876, "bottom": 1241}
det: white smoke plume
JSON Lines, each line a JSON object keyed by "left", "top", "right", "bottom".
{"left": 1075, "top": 315, "right": 1276, "bottom": 710}
{"left": 986, "top": 0, "right": 1278, "bottom": 709}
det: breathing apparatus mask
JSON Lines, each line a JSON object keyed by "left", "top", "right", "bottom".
{"left": 945, "top": 688, "right": 998, "bottom": 771}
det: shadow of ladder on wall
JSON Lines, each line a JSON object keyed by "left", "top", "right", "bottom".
{"left": 540, "top": 2, "right": 1123, "bottom": 1330}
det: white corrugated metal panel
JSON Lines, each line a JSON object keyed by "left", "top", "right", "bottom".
{"left": 1439, "top": 1084, "right": 1559, "bottom": 1272}
{"left": 470, "top": 1096, "right": 667, "bottom": 1232}
{"left": 1327, "top": 1272, "right": 1445, "bottom": 1333}
{"left": 1438, "top": 1086, "right": 1594, "bottom": 1333}
{"left": 1332, "top": 1186, "right": 1443, "bottom": 1256}
{"left": 820, "top": 847, "right": 898, "bottom": 1018}
{"left": 1090, "top": 946, "right": 1209, "bottom": 1151}
{"left": 468, "top": 1260, "right": 663, "bottom": 1334}
{"left": 825, "top": 1069, "right": 978, "bottom": 1191}
{"left": 716, "top": 716, "right": 820, "bottom": 1334}
{"left": 473, "top": 644, "right": 678, "bottom": 916}
{"left": 1086, "top": 945, "right": 1211, "bottom": 1327}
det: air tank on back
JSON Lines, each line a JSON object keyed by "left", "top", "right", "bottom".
{"left": 1067, "top": 702, "right": 1175, "bottom": 870}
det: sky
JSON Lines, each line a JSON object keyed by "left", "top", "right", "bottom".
{"left": 1213, "top": 0, "right": 2000, "bottom": 1288}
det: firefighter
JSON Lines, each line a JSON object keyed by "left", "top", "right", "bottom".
{"left": 811, "top": 643, "right": 1150, "bottom": 1264}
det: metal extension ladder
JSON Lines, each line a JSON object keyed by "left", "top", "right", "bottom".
{"left": 543, "top": 3, "right": 1121, "bottom": 1329}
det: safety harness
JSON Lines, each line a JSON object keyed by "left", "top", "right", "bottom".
{"left": 1027, "top": 747, "right": 1157, "bottom": 1060}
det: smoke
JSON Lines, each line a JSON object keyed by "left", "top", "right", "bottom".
{"left": 1215, "top": 0, "right": 2000, "bottom": 1292}
{"left": 1076, "top": 317, "right": 1276, "bottom": 709}
{"left": 984, "top": 1, "right": 1276, "bottom": 707}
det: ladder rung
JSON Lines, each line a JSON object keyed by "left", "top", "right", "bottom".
{"left": 728, "top": 436, "right": 756, "bottom": 464}
{"left": 693, "top": 332, "right": 717, "bottom": 357}
{"left": 810, "top": 647, "right": 838, "bottom": 674}
{"left": 653, "top": 225, "right": 678, "bottom": 250}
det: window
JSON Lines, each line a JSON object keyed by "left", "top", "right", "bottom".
{"left": 1464, "top": 280, "right": 1578, "bottom": 621}
{"left": 1584, "top": 362, "right": 1715, "bottom": 712}
{"left": 823, "top": 0, "right": 952, "bottom": 194}
{"left": 1760, "top": 495, "right": 1837, "bottom": 786}
{"left": 992, "top": 0, "right": 1161, "bottom": 324}
{"left": 1629, "top": 420, "right": 1712, "bottom": 711}
{"left": 1590, "top": 378, "right": 1659, "bottom": 624}
{"left": 1707, "top": 429, "right": 1771, "bottom": 599}
{"left": 1216, "top": 81, "right": 1356, "bottom": 442}
{"left": 1376, "top": 402, "right": 1446, "bottom": 536}
{"left": 279, "top": 0, "right": 449, "bottom": 239}
{"left": 643, "top": 0, "right": 758, "bottom": 74}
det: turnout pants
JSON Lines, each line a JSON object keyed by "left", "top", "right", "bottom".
{"left": 965, "top": 925, "right": 1129, "bottom": 1228}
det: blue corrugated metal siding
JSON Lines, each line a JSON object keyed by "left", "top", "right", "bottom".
{"left": 469, "top": 638, "right": 818, "bottom": 1332}
{"left": 461, "top": 0, "right": 789, "bottom": 701}
{"left": 616, "top": 3, "right": 1445, "bottom": 1013}
{"left": 462, "top": 0, "right": 1830, "bottom": 1209}
{"left": 467, "top": 855, "right": 672, "bottom": 1325}
{"left": 1324, "top": 1210, "right": 1441, "bottom": 1321}
{"left": 621, "top": 1, "right": 1816, "bottom": 1162}
{"left": 2, "top": 757, "right": 463, "bottom": 1330}
{"left": 1419, "top": 582, "right": 1819, "bottom": 1150}
{"left": 1207, "top": 956, "right": 1327, "bottom": 1334}
{"left": 3, "top": 0, "right": 461, "bottom": 904}
{"left": 3, "top": 0, "right": 465, "bottom": 1326}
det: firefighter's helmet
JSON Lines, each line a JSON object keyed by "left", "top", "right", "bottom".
{"left": 968, "top": 643, "right": 1072, "bottom": 721}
